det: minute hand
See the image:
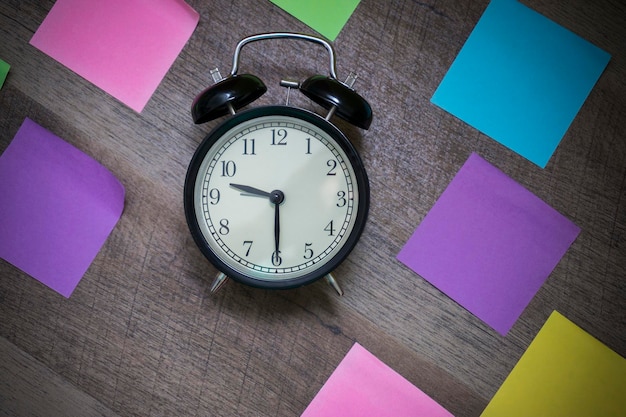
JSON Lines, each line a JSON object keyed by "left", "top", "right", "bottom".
{"left": 230, "top": 183, "right": 271, "bottom": 198}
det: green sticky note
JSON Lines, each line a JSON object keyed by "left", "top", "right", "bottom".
{"left": 270, "top": 0, "right": 360, "bottom": 41}
{"left": 0, "top": 59, "right": 9, "bottom": 89}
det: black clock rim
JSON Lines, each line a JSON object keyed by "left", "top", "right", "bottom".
{"left": 184, "top": 105, "right": 369, "bottom": 290}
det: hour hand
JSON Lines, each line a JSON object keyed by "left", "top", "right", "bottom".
{"left": 230, "top": 183, "right": 271, "bottom": 198}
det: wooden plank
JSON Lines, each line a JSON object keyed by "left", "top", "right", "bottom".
{"left": 0, "top": 337, "right": 121, "bottom": 417}
{"left": 0, "top": 0, "right": 624, "bottom": 416}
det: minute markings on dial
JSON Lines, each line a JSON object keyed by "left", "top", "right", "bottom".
{"left": 191, "top": 112, "right": 363, "bottom": 282}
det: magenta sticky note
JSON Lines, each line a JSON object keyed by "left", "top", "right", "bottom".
{"left": 397, "top": 153, "right": 580, "bottom": 335}
{"left": 301, "top": 343, "right": 454, "bottom": 417}
{"left": 0, "top": 118, "right": 125, "bottom": 297}
{"left": 30, "top": 0, "right": 199, "bottom": 112}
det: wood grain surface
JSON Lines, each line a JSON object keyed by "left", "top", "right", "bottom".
{"left": 1, "top": 1, "right": 625, "bottom": 416}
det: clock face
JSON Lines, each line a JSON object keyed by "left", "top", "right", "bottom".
{"left": 184, "top": 106, "right": 369, "bottom": 289}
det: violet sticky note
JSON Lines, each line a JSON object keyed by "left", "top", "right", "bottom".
{"left": 397, "top": 153, "right": 580, "bottom": 335}
{"left": 30, "top": 0, "right": 199, "bottom": 112}
{"left": 431, "top": 0, "right": 611, "bottom": 168}
{"left": 481, "top": 311, "right": 626, "bottom": 416}
{"left": 0, "top": 118, "right": 125, "bottom": 297}
{"left": 301, "top": 343, "right": 454, "bottom": 417}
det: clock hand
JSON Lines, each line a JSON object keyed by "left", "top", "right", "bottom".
{"left": 230, "top": 183, "right": 271, "bottom": 198}
{"left": 269, "top": 191, "right": 285, "bottom": 260}
{"left": 231, "top": 183, "right": 285, "bottom": 258}
{"left": 274, "top": 201, "right": 280, "bottom": 256}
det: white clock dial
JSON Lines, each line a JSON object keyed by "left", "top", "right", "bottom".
{"left": 185, "top": 106, "right": 369, "bottom": 289}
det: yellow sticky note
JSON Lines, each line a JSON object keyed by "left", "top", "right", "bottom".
{"left": 481, "top": 311, "right": 626, "bottom": 416}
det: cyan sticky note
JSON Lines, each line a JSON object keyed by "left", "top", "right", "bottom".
{"left": 431, "top": 0, "right": 611, "bottom": 168}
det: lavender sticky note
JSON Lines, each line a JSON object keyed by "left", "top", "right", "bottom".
{"left": 431, "top": 0, "right": 611, "bottom": 168}
{"left": 301, "top": 343, "right": 454, "bottom": 417}
{"left": 0, "top": 118, "right": 125, "bottom": 297}
{"left": 30, "top": 0, "right": 199, "bottom": 112}
{"left": 397, "top": 153, "right": 580, "bottom": 335}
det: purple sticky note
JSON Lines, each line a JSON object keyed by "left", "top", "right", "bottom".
{"left": 0, "top": 118, "right": 125, "bottom": 297}
{"left": 30, "top": 0, "right": 199, "bottom": 112}
{"left": 397, "top": 153, "right": 580, "bottom": 335}
{"left": 301, "top": 343, "right": 454, "bottom": 417}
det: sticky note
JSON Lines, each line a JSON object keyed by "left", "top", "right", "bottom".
{"left": 30, "top": 0, "right": 199, "bottom": 112}
{"left": 270, "top": 0, "right": 360, "bottom": 41}
{"left": 301, "top": 343, "right": 454, "bottom": 417}
{"left": 0, "top": 59, "right": 9, "bottom": 89}
{"left": 431, "top": 0, "right": 611, "bottom": 167}
{"left": 0, "top": 118, "right": 125, "bottom": 297}
{"left": 397, "top": 153, "right": 580, "bottom": 335}
{"left": 481, "top": 311, "right": 626, "bottom": 416}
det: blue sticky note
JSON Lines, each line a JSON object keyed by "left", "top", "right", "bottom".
{"left": 431, "top": 0, "right": 610, "bottom": 168}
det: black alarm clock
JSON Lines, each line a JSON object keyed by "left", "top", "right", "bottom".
{"left": 184, "top": 33, "right": 372, "bottom": 295}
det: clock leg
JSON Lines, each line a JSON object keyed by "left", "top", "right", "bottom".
{"left": 210, "top": 272, "right": 229, "bottom": 294}
{"left": 324, "top": 273, "right": 344, "bottom": 296}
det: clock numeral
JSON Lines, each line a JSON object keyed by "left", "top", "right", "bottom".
{"left": 219, "top": 219, "right": 230, "bottom": 235}
{"left": 243, "top": 240, "right": 253, "bottom": 256}
{"left": 326, "top": 159, "right": 337, "bottom": 176}
{"left": 324, "top": 220, "right": 335, "bottom": 236}
{"left": 271, "top": 250, "right": 282, "bottom": 266}
{"left": 243, "top": 138, "right": 256, "bottom": 155}
{"left": 209, "top": 188, "right": 220, "bottom": 205}
{"left": 336, "top": 191, "right": 347, "bottom": 207}
{"left": 305, "top": 138, "right": 312, "bottom": 154}
{"left": 220, "top": 160, "right": 237, "bottom": 177}
{"left": 271, "top": 128, "right": 287, "bottom": 145}
{"left": 303, "top": 243, "right": 314, "bottom": 260}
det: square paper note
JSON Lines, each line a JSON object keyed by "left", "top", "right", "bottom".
{"left": 431, "top": 0, "right": 611, "bottom": 167}
{"left": 0, "top": 59, "right": 9, "bottom": 89}
{"left": 30, "top": 0, "right": 199, "bottom": 112}
{"left": 0, "top": 118, "right": 125, "bottom": 297}
{"left": 301, "top": 343, "right": 453, "bottom": 416}
{"left": 270, "top": 0, "right": 360, "bottom": 41}
{"left": 481, "top": 311, "right": 626, "bottom": 416}
{"left": 397, "top": 153, "right": 580, "bottom": 335}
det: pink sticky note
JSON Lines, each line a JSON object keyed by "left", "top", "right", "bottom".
{"left": 397, "top": 153, "right": 580, "bottom": 335}
{"left": 301, "top": 343, "right": 454, "bottom": 417}
{"left": 0, "top": 118, "right": 125, "bottom": 297}
{"left": 30, "top": 0, "right": 199, "bottom": 112}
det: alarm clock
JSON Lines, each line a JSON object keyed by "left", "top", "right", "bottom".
{"left": 184, "top": 33, "right": 372, "bottom": 295}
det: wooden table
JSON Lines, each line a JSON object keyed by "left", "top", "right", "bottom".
{"left": 1, "top": 1, "right": 624, "bottom": 416}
